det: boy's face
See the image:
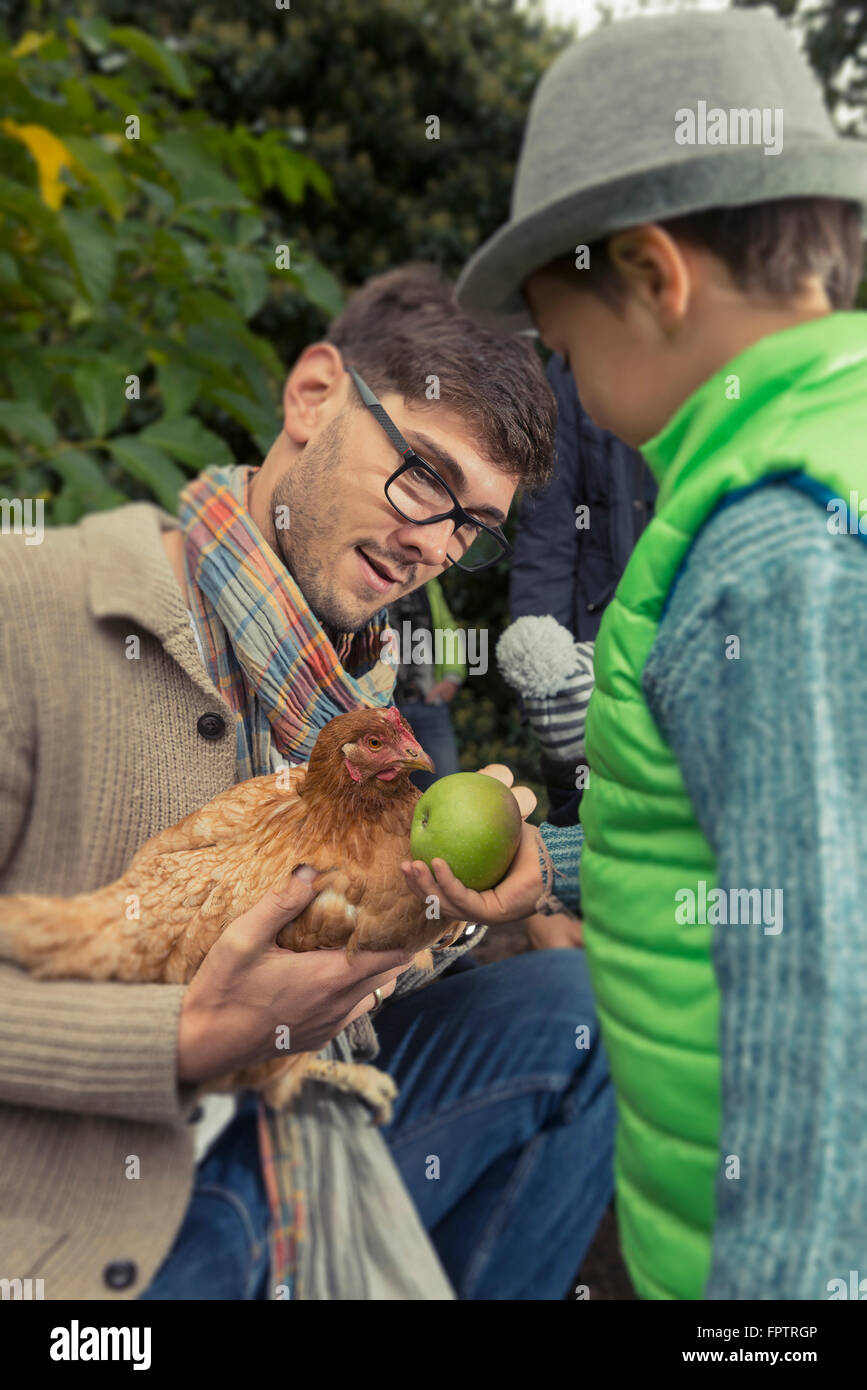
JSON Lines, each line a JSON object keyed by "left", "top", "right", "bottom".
{"left": 524, "top": 223, "right": 834, "bottom": 450}
{"left": 523, "top": 261, "right": 694, "bottom": 449}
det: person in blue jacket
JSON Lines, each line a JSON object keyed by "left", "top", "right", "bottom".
{"left": 509, "top": 352, "right": 657, "bottom": 826}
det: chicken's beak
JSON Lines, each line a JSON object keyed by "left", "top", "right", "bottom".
{"left": 400, "top": 745, "right": 435, "bottom": 775}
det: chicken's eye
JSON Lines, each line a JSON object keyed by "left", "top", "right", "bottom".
{"left": 367, "top": 736, "right": 382, "bottom": 750}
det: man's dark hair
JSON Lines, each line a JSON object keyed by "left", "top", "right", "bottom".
{"left": 325, "top": 264, "right": 556, "bottom": 491}
{"left": 544, "top": 197, "right": 864, "bottom": 311}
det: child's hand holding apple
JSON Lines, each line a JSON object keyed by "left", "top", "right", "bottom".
{"left": 401, "top": 766, "right": 550, "bottom": 926}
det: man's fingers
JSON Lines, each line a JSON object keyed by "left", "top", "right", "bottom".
{"left": 342, "top": 947, "right": 416, "bottom": 980}
{"left": 342, "top": 975, "right": 398, "bottom": 1027}
{"left": 233, "top": 870, "right": 320, "bottom": 950}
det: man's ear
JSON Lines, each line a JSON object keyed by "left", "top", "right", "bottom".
{"left": 606, "top": 224, "right": 691, "bottom": 332}
{"left": 282, "top": 343, "right": 349, "bottom": 444}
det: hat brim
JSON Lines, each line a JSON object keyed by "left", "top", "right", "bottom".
{"left": 456, "top": 142, "right": 867, "bottom": 331}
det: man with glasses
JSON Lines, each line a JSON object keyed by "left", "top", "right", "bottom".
{"left": 1, "top": 264, "right": 616, "bottom": 1301}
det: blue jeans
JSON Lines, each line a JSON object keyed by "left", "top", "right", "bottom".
{"left": 397, "top": 700, "right": 461, "bottom": 792}
{"left": 140, "top": 1090, "right": 270, "bottom": 1301}
{"left": 140, "top": 950, "right": 615, "bottom": 1300}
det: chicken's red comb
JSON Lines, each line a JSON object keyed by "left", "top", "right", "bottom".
{"left": 385, "top": 705, "right": 414, "bottom": 739}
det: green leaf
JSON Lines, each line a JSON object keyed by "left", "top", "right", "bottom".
{"left": 223, "top": 248, "right": 269, "bottom": 318}
{"left": 67, "top": 16, "right": 113, "bottom": 55}
{"left": 139, "top": 416, "right": 234, "bottom": 470}
{"left": 172, "top": 208, "right": 226, "bottom": 242}
{"left": 0, "top": 402, "right": 57, "bottom": 449}
{"left": 268, "top": 148, "right": 335, "bottom": 206}
{"left": 0, "top": 445, "right": 22, "bottom": 479}
{"left": 234, "top": 211, "right": 265, "bottom": 246}
{"left": 59, "top": 78, "right": 96, "bottom": 123}
{"left": 295, "top": 154, "right": 334, "bottom": 204}
{"left": 285, "top": 255, "right": 344, "bottom": 318}
{"left": 108, "top": 436, "right": 186, "bottom": 511}
{"left": 88, "top": 74, "right": 147, "bottom": 117}
{"left": 62, "top": 135, "right": 127, "bottom": 221}
{"left": 108, "top": 26, "right": 193, "bottom": 98}
{"left": 73, "top": 362, "right": 126, "bottom": 438}
{"left": 205, "top": 386, "right": 279, "bottom": 454}
{"left": 158, "top": 364, "right": 201, "bottom": 420}
{"left": 60, "top": 209, "right": 116, "bottom": 303}
{"left": 155, "top": 134, "right": 248, "bottom": 209}
{"left": 50, "top": 448, "right": 127, "bottom": 510}
{"left": 0, "top": 252, "right": 20, "bottom": 283}
{"left": 0, "top": 172, "right": 69, "bottom": 242}
{"left": 131, "top": 176, "right": 176, "bottom": 218}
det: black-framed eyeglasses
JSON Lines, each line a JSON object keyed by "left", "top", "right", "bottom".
{"left": 346, "top": 365, "right": 512, "bottom": 573}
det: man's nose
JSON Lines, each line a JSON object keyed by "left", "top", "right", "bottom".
{"left": 393, "top": 517, "right": 455, "bottom": 568}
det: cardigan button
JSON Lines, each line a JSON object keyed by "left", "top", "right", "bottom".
{"left": 187, "top": 1103, "right": 205, "bottom": 1124}
{"left": 197, "top": 713, "right": 226, "bottom": 740}
{"left": 103, "top": 1260, "right": 138, "bottom": 1291}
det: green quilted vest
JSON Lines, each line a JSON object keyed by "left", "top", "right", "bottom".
{"left": 579, "top": 311, "right": 867, "bottom": 1300}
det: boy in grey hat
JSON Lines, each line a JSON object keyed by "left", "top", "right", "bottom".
{"left": 404, "top": 8, "right": 867, "bottom": 1300}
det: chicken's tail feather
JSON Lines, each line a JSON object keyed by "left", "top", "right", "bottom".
{"left": 0, "top": 890, "right": 139, "bottom": 979}
{"left": 0, "top": 893, "right": 72, "bottom": 969}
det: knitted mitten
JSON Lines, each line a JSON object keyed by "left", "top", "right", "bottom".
{"left": 496, "top": 615, "right": 595, "bottom": 767}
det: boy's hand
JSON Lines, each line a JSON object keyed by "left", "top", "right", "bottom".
{"left": 401, "top": 764, "right": 544, "bottom": 926}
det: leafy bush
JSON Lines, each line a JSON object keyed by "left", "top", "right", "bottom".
{"left": 0, "top": 17, "right": 342, "bottom": 522}
{"left": 28, "top": 0, "right": 570, "bottom": 368}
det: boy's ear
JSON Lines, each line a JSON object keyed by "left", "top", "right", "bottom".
{"left": 607, "top": 224, "right": 691, "bottom": 330}
{"left": 282, "top": 342, "right": 348, "bottom": 444}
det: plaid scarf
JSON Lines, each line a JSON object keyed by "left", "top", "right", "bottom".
{"left": 179, "top": 463, "right": 398, "bottom": 1299}
{"left": 179, "top": 464, "right": 395, "bottom": 776}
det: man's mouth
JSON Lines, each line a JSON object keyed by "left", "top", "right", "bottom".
{"left": 355, "top": 547, "right": 407, "bottom": 594}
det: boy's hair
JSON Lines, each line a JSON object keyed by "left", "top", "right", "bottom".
{"left": 545, "top": 197, "right": 864, "bottom": 312}
{"left": 325, "top": 264, "right": 556, "bottom": 491}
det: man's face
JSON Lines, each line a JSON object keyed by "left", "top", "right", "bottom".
{"left": 257, "top": 376, "right": 516, "bottom": 632}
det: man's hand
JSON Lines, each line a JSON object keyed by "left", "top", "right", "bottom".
{"left": 177, "top": 868, "right": 416, "bottom": 1084}
{"left": 401, "top": 764, "right": 545, "bottom": 926}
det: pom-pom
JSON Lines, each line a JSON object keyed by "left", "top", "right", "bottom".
{"left": 496, "top": 616, "right": 579, "bottom": 698}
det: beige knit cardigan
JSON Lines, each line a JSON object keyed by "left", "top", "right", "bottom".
{"left": 0, "top": 503, "right": 482, "bottom": 1299}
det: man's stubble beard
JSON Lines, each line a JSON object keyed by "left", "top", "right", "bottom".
{"left": 267, "top": 416, "right": 377, "bottom": 634}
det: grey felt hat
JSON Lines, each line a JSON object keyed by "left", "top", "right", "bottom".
{"left": 456, "top": 8, "right": 867, "bottom": 329}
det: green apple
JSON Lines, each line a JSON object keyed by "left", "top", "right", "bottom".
{"left": 410, "top": 772, "right": 523, "bottom": 891}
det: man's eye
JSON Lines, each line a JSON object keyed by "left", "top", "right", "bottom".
{"left": 409, "top": 466, "right": 446, "bottom": 495}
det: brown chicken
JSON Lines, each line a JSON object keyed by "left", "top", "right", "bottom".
{"left": 0, "top": 707, "right": 466, "bottom": 1122}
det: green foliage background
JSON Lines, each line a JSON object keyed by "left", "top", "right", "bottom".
{"left": 2, "top": 0, "right": 866, "bottom": 799}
